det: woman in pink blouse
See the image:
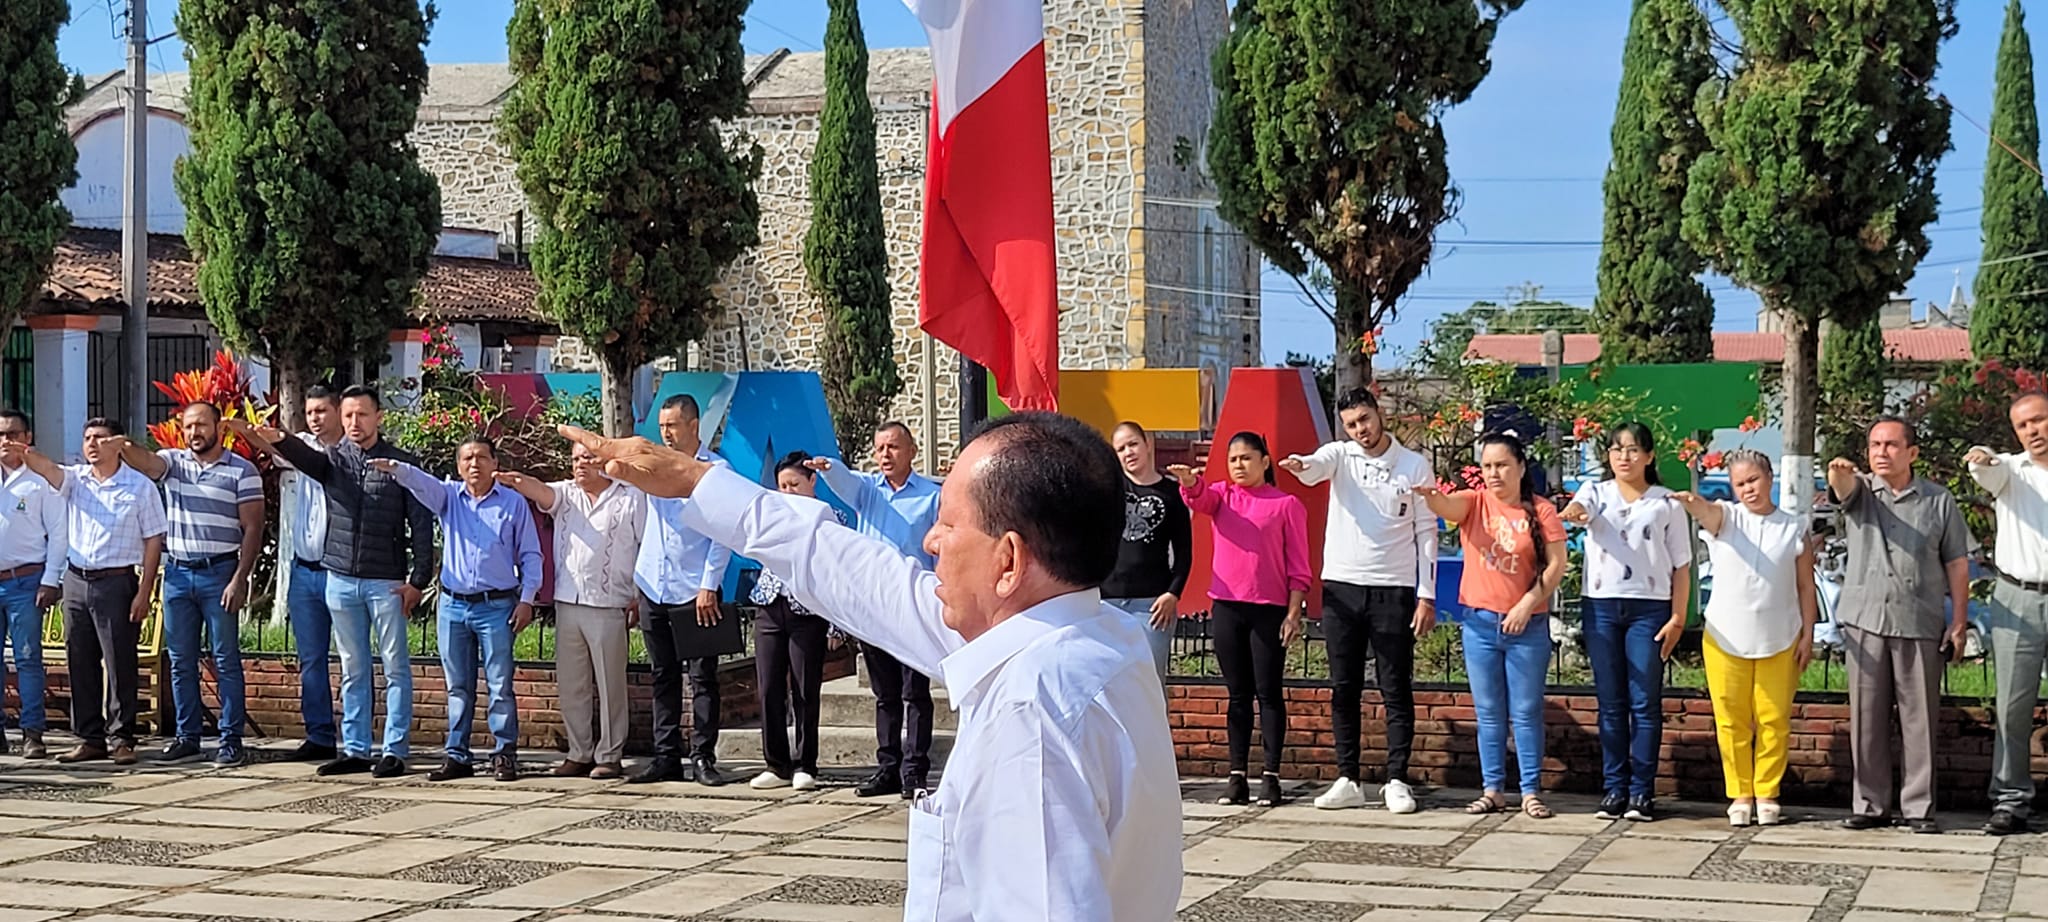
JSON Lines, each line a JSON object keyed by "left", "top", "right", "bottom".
{"left": 1170, "top": 431, "right": 1311, "bottom": 806}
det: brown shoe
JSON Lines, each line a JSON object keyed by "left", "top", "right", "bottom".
{"left": 58, "top": 743, "right": 108, "bottom": 763}
{"left": 551, "top": 759, "right": 594, "bottom": 778}
{"left": 109, "top": 743, "right": 138, "bottom": 766}
{"left": 21, "top": 730, "right": 47, "bottom": 760}
{"left": 589, "top": 762, "right": 624, "bottom": 780}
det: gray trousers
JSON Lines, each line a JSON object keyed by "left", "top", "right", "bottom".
{"left": 1842, "top": 624, "right": 1943, "bottom": 820}
{"left": 1988, "top": 581, "right": 2048, "bottom": 817}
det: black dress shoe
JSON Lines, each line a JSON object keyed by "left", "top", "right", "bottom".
{"left": 1909, "top": 818, "right": 1942, "bottom": 835}
{"left": 855, "top": 770, "right": 902, "bottom": 798}
{"left": 627, "top": 757, "right": 686, "bottom": 785}
{"left": 693, "top": 756, "right": 727, "bottom": 787}
{"left": 427, "top": 757, "right": 473, "bottom": 782}
{"left": 1840, "top": 813, "right": 1890, "bottom": 830}
{"left": 492, "top": 753, "right": 520, "bottom": 783}
{"left": 291, "top": 741, "right": 338, "bottom": 762}
{"left": 901, "top": 774, "right": 929, "bottom": 800}
{"left": 371, "top": 755, "right": 408, "bottom": 778}
{"left": 317, "top": 756, "right": 374, "bottom": 776}
{"left": 1985, "top": 811, "right": 2029, "bottom": 836}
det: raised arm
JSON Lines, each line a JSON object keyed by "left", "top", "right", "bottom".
{"left": 1826, "top": 457, "right": 1862, "bottom": 507}
{"left": 1669, "top": 490, "right": 1725, "bottom": 537}
{"left": 106, "top": 438, "right": 166, "bottom": 480}
{"left": 232, "top": 420, "right": 334, "bottom": 483}
{"left": 1166, "top": 465, "right": 1222, "bottom": 516}
{"left": 368, "top": 458, "right": 450, "bottom": 518}
{"left": 1412, "top": 483, "right": 1472, "bottom": 524}
{"left": 1967, "top": 447, "right": 2010, "bottom": 498}
{"left": 12, "top": 445, "right": 66, "bottom": 492}
{"left": 1278, "top": 442, "right": 1340, "bottom": 486}
{"left": 493, "top": 471, "right": 557, "bottom": 509}
{"left": 811, "top": 457, "right": 881, "bottom": 518}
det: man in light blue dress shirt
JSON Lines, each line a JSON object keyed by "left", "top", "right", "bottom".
{"left": 811, "top": 421, "right": 942, "bottom": 798}
{"left": 630, "top": 394, "right": 734, "bottom": 786}
{"left": 374, "top": 438, "right": 543, "bottom": 783}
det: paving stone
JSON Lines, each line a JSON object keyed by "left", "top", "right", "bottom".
{"left": 0, "top": 838, "right": 84, "bottom": 865}
{"left": 826, "top": 814, "right": 909, "bottom": 841}
{"left": 554, "top": 793, "right": 764, "bottom": 815}
{"left": 1837, "top": 913, "right": 1972, "bottom": 922}
{"left": 136, "top": 892, "right": 401, "bottom": 921}
{"left": 181, "top": 832, "right": 380, "bottom": 868}
{"left": 297, "top": 837, "right": 485, "bottom": 875}
{"left": 1282, "top": 863, "right": 1541, "bottom": 890}
{"left": 543, "top": 827, "right": 772, "bottom": 852}
{"left": 1226, "top": 821, "right": 1463, "bottom": 846}
{"left": 441, "top": 807, "right": 608, "bottom": 840}
{"left": 2014, "top": 876, "right": 2048, "bottom": 906}
{"left": 1752, "top": 825, "right": 2001, "bottom": 853}
{"left": 1559, "top": 874, "right": 1829, "bottom": 906}
{"left": 1183, "top": 818, "right": 1220, "bottom": 836}
{"left": 1738, "top": 844, "right": 1994, "bottom": 872}
{"left": 0, "top": 861, "right": 226, "bottom": 887}
{"left": 0, "top": 882, "right": 153, "bottom": 909}
{"left": 382, "top": 912, "right": 534, "bottom": 922}
{"left": 234, "top": 762, "right": 324, "bottom": 779}
{"left": 592, "top": 871, "right": 791, "bottom": 917}
{"left": 1448, "top": 831, "right": 1587, "bottom": 871}
{"left": 1346, "top": 912, "right": 1492, "bottom": 922}
{"left": 128, "top": 806, "right": 338, "bottom": 830}
{"left": 467, "top": 867, "right": 661, "bottom": 909}
{"left": 193, "top": 782, "right": 338, "bottom": 810}
{"left": 96, "top": 778, "right": 270, "bottom": 805}
{"left": 721, "top": 854, "right": 908, "bottom": 881}
{"left": 712, "top": 803, "right": 875, "bottom": 835}
{"left": 44, "top": 823, "right": 268, "bottom": 845}
{"left": 0, "top": 799, "right": 135, "bottom": 819}
{"left": 1243, "top": 880, "right": 1514, "bottom": 911}
{"left": 1181, "top": 803, "right": 1251, "bottom": 819}
{"left": 60, "top": 915, "right": 185, "bottom": 922}
{"left": 347, "top": 786, "right": 561, "bottom": 806}
{"left": 2023, "top": 857, "right": 2048, "bottom": 877}
{"left": 1620, "top": 815, "right": 1739, "bottom": 841}
{"left": 721, "top": 902, "right": 901, "bottom": 922}
{"left": 0, "top": 817, "right": 60, "bottom": 834}
{"left": 1853, "top": 869, "right": 1987, "bottom": 913}
{"left": 1261, "top": 804, "right": 1479, "bottom": 829}
{"left": 484, "top": 843, "right": 720, "bottom": 871}
{"left": 1529, "top": 893, "right": 1815, "bottom": 921}
{"left": 1500, "top": 811, "right": 1617, "bottom": 835}
{"left": 1179, "top": 875, "right": 1233, "bottom": 911}
{"left": 329, "top": 803, "right": 500, "bottom": 835}
{"left": 215, "top": 872, "right": 474, "bottom": 901}
{"left": 775, "top": 837, "right": 908, "bottom": 861}
{"left": 1580, "top": 836, "right": 1717, "bottom": 876}
{"left": 1183, "top": 837, "right": 1306, "bottom": 877}
{"left": 0, "top": 911, "right": 63, "bottom": 922}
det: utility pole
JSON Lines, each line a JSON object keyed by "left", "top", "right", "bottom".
{"left": 121, "top": 0, "right": 150, "bottom": 438}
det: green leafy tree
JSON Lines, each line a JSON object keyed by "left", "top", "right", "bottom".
{"left": 176, "top": 0, "right": 443, "bottom": 430}
{"left": 1683, "top": 0, "right": 1952, "bottom": 511}
{"left": 502, "top": 0, "right": 763, "bottom": 435}
{"left": 807, "top": 0, "right": 900, "bottom": 459}
{"left": 1971, "top": 0, "right": 2048, "bottom": 368}
{"left": 1594, "top": 0, "right": 1715, "bottom": 364}
{"left": 1413, "top": 296, "right": 1594, "bottom": 378}
{"left": 1208, "top": 0, "right": 1525, "bottom": 392}
{"left": 1818, "top": 313, "right": 1889, "bottom": 462}
{"left": 0, "top": 0, "right": 78, "bottom": 337}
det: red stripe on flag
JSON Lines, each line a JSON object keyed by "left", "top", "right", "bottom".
{"left": 918, "top": 44, "right": 1059, "bottom": 412}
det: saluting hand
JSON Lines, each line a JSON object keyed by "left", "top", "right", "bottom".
{"left": 1277, "top": 457, "right": 1307, "bottom": 474}
{"left": 558, "top": 426, "right": 709, "bottom": 499}
{"left": 366, "top": 458, "right": 399, "bottom": 474}
{"left": 1965, "top": 447, "right": 1997, "bottom": 467}
{"left": 1826, "top": 458, "right": 1859, "bottom": 478}
{"left": 803, "top": 457, "right": 834, "bottom": 473}
{"left": 1165, "top": 464, "right": 1198, "bottom": 488}
{"left": 1559, "top": 503, "right": 1591, "bottom": 526}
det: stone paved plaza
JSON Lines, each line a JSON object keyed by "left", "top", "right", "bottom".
{"left": 1, "top": 740, "right": 2046, "bottom": 922}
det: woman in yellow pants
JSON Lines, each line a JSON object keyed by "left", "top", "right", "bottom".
{"left": 1672, "top": 450, "right": 1818, "bottom": 827}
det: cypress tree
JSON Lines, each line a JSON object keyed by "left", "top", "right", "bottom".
{"left": 502, "top": 0, "right": 763, "bottom": 436}
{"left": 1594, "top": 0, "right": 1715, "bottom": 364}
{"left": 1819, "top": 314, "right": 1889, "bottom": 462}
{"left": 1971, "top": 0, "right": 2048, "bottom": 369}
{"left": 176, "top": 0, "right": 443, "bottom": 430}
{"left": 0, "top": 0, "right": 78, "bottom": 335}
{"left": 807, "top": 0, "right": 901, "bottom": 460}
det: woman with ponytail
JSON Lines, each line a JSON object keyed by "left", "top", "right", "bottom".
{"left": 1415, "top": 432, "right": 1569, "bottom": 818}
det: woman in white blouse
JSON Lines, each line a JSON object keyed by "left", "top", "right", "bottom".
{"left": 1560, "top": 422, "right": 1693, "bottom": 823}
{"left": 1671, "top": 450, "right": 1817, "bottom": 827}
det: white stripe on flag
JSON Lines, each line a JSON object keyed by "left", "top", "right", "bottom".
{"left": 904, "top": 0, "right": 1044, "bottom": 132}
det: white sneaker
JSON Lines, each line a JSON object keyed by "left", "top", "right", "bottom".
{"left": 749, "top": 771, "right": 791, "bottom": 790}
{"left": 791, "top": 771, "right": 818, "bottom": 791}
{"left": 1314, "top": 776, "right": 1366, "bottom": 810}
{"left": 1382, "top": 779, "right": 1418, "bottom": 815}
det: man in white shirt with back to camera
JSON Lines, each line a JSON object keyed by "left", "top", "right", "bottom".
{"left": 1280, "top": 387, "right": 1438, "bottom": 813}
{"left": 561, "top": 412, "right": 1180, "bottom": 922}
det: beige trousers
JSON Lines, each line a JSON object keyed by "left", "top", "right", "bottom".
{"left": 556, "top": 602, "right": 631, "bottom": 764}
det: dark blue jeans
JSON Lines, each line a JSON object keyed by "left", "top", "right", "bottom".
{"left": 1583, "top": 597, "right": 1669, "bottom": 799}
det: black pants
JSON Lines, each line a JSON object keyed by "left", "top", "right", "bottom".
{"left": 1212, "top": 599, "right": 1287, "bottom": 774}
{"left": 642, "top": 598, "right": 719, "bottom": 762}
{"left": 1324, "top": 582, "right": 1418, "bottom": 782}
{"left": 755, "top": 600, "right": 828, "bottom": 777}
{"left": 62, "top": 569, "right": 142, "bottom": 747}
{"left": 865, "top": 644, "right": 934, "bottom": 784}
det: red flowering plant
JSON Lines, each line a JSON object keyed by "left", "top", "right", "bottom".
{"left": 147, "top": 350, "right": 277, "bottom": 460}
{"left": 384, "top": 323, "right": 599, "bottom": 480}
{"left": 1900, "top": 359, "right": 2037, "bottom": 545}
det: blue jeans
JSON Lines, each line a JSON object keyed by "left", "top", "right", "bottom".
{"left": 0, "top": 573, "right": 47, "bottom": 732}
{"left": 439, "top": 595, "right": 518, "bottom": 763}
{"left": 1106, "top": 597, "right": 1173, "bottom": 686}
{"left": 1462, "top": 608, "right": 1551, "bottom": 794}
{"left": 1583, "top": 597, "right": 1669, "bottom": 799}
{"left": 288, "top": 562, "right": 337, "bottom": 748}
{"left": 327, "top": 575, "right": 412, "bottom": 759}
{"left": 162, "top": 561, "right": 246, "bottom": 744}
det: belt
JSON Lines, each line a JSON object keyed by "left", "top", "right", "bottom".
{"left": 1997, "top": 569, "right": 2048, "bottom": 594}
{"left": 293, "top": 558, "right": 326, "bottom": 572}
{"left": 448, "top": 588, "right": 519, "bottom": 604}
{"left": 0, "top": 564, "right": 43, "bottom": 583}
{"left": 67, "top": 564, "right": 134, "bottom": 581}
{"left": 169, "top": 551, "right": 239, "bottom": 571}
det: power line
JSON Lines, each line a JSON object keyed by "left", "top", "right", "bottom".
{"left": 745, "top": 13, "right": 820, "bottom": 52}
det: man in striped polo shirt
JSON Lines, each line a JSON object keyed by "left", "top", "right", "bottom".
{"left": 113, "top": 401, "right": 266, "bottom": 766}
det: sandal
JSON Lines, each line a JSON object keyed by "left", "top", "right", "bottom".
{"left": 1465, "top": 793, "right": 1506, "bottom": 815}
{"left": 1521, "top": 795, "right": 1554, "bottom": 820}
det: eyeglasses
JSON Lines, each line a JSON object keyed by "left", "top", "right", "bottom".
{"left": 0, "top": 430, "right": 29, "bottom": 440}
{"left": 1607, "top": 445, "right": 1647, "bottom": 457}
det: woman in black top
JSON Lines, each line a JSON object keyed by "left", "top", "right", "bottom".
{"left": 1104, "top": 421, "right": 1193, "bottom": 683}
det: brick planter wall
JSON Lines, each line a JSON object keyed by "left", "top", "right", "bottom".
{"left": 1168, "top": 681, "right": 2034, "bottom": 808}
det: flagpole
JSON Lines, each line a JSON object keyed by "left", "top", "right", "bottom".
{"left": 958, "top": 354, "right": 987, "bottom": 444}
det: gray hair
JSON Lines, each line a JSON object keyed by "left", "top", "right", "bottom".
{"left": 1724, "top": 449, "right": 1772, "bottom": 476}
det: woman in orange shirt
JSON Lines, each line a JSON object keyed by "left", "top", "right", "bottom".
{"left": 1416, "top": 432, "right": 1569, "bottom": 819}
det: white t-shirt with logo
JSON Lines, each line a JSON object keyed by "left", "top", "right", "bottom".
{"left": 1572, "top": 480, "right": 1693, "bottom": 600}
{"left": 1701, "top": 502, "right": 1810, "bottom": 659}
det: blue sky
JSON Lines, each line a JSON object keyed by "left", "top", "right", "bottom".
{"left": 59, "top": 0, "right": 2027, "bottom": 365}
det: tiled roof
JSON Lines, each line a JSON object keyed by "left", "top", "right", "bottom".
{"left": 40, "top": 227, "right": 543, "bottom": 325}
{"left": 1464, "top": 329, "right": 1972, "bottom": 366}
